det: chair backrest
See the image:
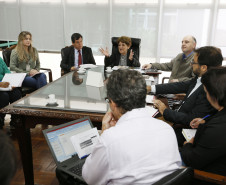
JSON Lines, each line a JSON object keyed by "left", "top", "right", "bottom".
{"left": 111, "top": 37, "right": 141, "bottom": 59}
{"left": 152, "top": 167, "right": 194, "bottom": 185}
{"left": 2, "top": 45, "right": 17, "bottom": 67}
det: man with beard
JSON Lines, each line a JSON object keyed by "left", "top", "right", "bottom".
{"left": 147, "top": 46, "right": 223, "bottom": 126}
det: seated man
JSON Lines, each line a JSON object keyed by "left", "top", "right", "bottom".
{"left": 148, "top": 46, "right": 223, "bottom": 126}
{"left": 82, "top": 69, "right": 181, "bottom": 184}
{"left": 143, "top": 35, "right": 196, "bottom": 82}
{"left": 60, "top": 33, "right": 96, "bottom": 75}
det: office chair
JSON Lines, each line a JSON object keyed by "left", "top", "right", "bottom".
{"left": 2, "top": 45, "right": 53, "bottom": 96}
{"left": 111, "top": 37, "right": 141, "bottom": 59}
{"left": 153, "top": 167, "right": 194, "bottom": 185}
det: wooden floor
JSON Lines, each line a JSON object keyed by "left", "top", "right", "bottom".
{"left": 3, "top": 119, "right": 60, "bottom": 185}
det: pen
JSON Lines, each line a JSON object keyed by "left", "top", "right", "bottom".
{"left": 198, "top": 114, "right": 211, "bottom": 122}
{"left": 81, "top": 154, "right": 89, "bottom": 159}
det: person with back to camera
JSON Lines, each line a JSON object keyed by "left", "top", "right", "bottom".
{"left": 180, "top": 67, "right": 226, "bottom": 185}
{"left": 0, "top": 57, "right": 22, "bottom": 130}
{"left": 10, "top": 31, "right": 47, "bottom": 90}
{"left": 143, "top": 35, "right": 196, "bottom": 82}
{"left": 60, "top": 33, "right": 96, "bottom": 75}
{"left": 100, "top": 36, "right": 140, "bottom": 68}
{"left": 82, "top": 69, "right": 181, "bottom": 185}
{"left": 148, "top": 46, "right": 223, "bottom": 127}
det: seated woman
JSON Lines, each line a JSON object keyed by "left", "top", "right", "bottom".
{"left": 0, "top": 57, "right": 21, "bottom": 129}
{"left": 10, "top": 31, "right": 47, "bottom": 90}
{"left": 100, "top": 36, "right": 140, "bottom": 68}
{"left": 180, "top": 67, "right": 226, "bottom": 179}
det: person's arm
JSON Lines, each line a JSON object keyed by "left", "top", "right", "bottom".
{"left": 60, "top": 47, "right": 72, "bottom": 72}
{"left": 128, "top": 50, "right": 140, "bottom": 67}
{"left": 10, "top": 49, "right": 25, "bottom": 73}
{"left": 162, "top": 90, "right": 216, "bottom": 125}
{"left": 180, "top": 122, "right": 226, "bottom": 169}
{"left": 0, "top": 58, "right": 11, "bottom": 80}
{"left": 151, "top": 58, "right": 175, "bottom": 71}
{"left": 82, "top": 140, "right": 109, "bottom": 185}
{"left": 34, "top": 48, "right": 40, "bottom": 71}
{"left": 87, "top": 47, "right": 96, "bottom": 65}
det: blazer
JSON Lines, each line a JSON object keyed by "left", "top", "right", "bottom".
{"left": 60, "top": 46, "right": 96, "bottom": 74}
{"left": 155, "top": 77, "right": 217, "bottom": 125}
{"left": 104, "top": 48, "right": 140, "bottom": 67}
{"left": 180, "top": 108, "right": 226, "bottom": 176}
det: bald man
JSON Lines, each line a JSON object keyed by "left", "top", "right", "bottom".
{"left": 143, "top": 35, "right": 196, "bottom": 82}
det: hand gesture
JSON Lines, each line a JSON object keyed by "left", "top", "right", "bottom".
{"left": 129, "top": 49, "right": 134, "bottom": 60}
{"left": 29, "top": 69, "right": 39, "bottom": 76}
{"left": 190, "top": 118, "right": 205, "bottom": 128}
{"left": 142, "top": 64, "right": 152, "bottom": 69}
{"left": 99, "top": 47, "right": 110, "bottom": 57}
{"left": 101, "top": 112, "right": 117, "bottom": 133}
{"left": 153, "top": 99, "right": 167, "bottom": 115}
{"left": 0, "top": 82, "right": 10, "bottom": 88}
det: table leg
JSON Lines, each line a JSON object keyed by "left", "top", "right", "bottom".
{"left": 15, "top": 116, "right": 34, "bottom": 185}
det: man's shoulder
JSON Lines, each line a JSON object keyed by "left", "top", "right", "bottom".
{"left": 82, "top": 46, "right": 92, "bottom": 51}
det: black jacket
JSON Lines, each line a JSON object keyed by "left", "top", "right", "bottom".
{"left": 104, "top": 48, "right": 140, "bottom": 67}
{"left": 180, "top": 108, "right": 226, "bottom": 176}
{"left": 60, "top": 46, "right": 96, "bottom": 74}
{"left": 155, "top": 77, "right": 217, "bottom": 125}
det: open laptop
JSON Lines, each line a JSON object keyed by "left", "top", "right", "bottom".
{"left": 43, "top": 116, "right": 94, "bottom": 182}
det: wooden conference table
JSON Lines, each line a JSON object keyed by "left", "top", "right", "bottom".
{"left": 0, "top": 66, "right": 161, "bottom": 185}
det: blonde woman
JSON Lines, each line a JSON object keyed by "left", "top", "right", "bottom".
{"left": 100, "top": 36, "right": 140, "bottom": 68}
{"left": 10, "top": 31, "right": 47, "bottom": 89}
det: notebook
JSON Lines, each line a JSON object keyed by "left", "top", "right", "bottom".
{"left": 182, "top": 129, "right": 197, "bottom": 142}
{"left": 42, "top": 117, "right": 94, "bottom": 181}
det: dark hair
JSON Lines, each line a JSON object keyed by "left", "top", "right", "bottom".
{"left": 71, "top": 33, "right": 83, "bottom": 43}
{"left": 0, "top": 130, "right": 17, "bottom": 185}
{"left": 201, "top": 67, "right": 226, "bottom": 107}
{"left": 72, "top": 71, "right": 83, "bottom": 85}
{"left": 117, "top": 36, "right": 132, "bottom": 47}
{"left": 106, "top": 69, "right": 146, "bottom": 114}
{"left": 195, "top": 46, "right": 223, "bottom": 68}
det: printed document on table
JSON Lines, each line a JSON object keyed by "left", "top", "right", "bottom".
{"left": 2, "top": 73, "right": 26, "bottom": 87}
{"left": 70, "top": 128, "right": 100, "bottom": 159}
{"left": 182, "top": 129, "right": 197, "bottom": 142}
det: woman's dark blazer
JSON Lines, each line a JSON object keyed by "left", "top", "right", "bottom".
{"left": 104, "top": 48, "right": 140, "bottom": 67}
{"left": 180, "top": 108, "right": 226, "bottom": 176}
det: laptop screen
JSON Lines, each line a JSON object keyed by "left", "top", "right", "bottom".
{"left": 45, "top": 118, "right": 92, "bottom": 163}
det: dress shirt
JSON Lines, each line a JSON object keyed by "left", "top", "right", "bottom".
{"left": 74, "top": 48, "right": 83, "bottom": 68}
{"left": 82, "top": 108, "right": 181, "bottom": 185}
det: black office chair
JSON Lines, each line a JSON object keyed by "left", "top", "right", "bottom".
{"left": 111, "top": 37, "right": 141, "bottom": 59}
{"left": 153, "top": 167, "right": 194, "bottom": 185}
{"left": 2, "top": 45, "right": 53, "bottom": 96}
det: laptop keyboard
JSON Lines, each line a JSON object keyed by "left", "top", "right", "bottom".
{"left": 68, "top": 162, "right": 85, "bottom": 176}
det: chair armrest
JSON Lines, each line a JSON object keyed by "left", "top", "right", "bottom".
{"left": 194, "top": 169, "right": 226, "bottom": 185}
{"left": 40, "top": 68, "right": 53, "bottom": 82}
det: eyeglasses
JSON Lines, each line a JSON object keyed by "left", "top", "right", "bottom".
{"left": 190, "top": 59, "right": 199, "bottom": 65}
{"left": 105, "top": 97, "right": 111, "bottom": 103}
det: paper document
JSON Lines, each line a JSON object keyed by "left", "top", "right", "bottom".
{"left": 182, "top": 129, "right": 197, "bottom": 142}
{"left": 86, "top": 71, "right": 104, "bottom": 87}
{"left": 70, "top": 128, "right": 100, "bottom": 159}
{"left": 2, "top": 73, "right": 26, "bottom": 87}
{"left": 80, "top": 64, "right": 97, "bottom": 69}
{"left": 145, "top": 106, "right": 159, "bottom": 117}
{"left": 146, "top": 95, "right": 155, "bottom": 104}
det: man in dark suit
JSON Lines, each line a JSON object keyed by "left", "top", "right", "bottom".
{"left": 148, "top": 46, "right": 223, "bottom": 126}
{"left": 60, "top": 33, "right": 96, "bottom": 75}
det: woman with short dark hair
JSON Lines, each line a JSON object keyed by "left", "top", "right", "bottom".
{"left": 180, "top": 67, "right": 226, "bottom": 180}
{"left": 100, "top": 36, "right": 140, "bottom": 67}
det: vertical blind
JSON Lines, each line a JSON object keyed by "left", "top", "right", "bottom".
{"left": 0, "top": 0, "right": 225, "bottom": 61}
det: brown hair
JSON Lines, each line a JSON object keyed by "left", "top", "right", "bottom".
{"left": 16, "top": 31, "right": 37, "bottom": 62}
{"left": 117, "top": 36, "right": 132, "bottom": 47}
